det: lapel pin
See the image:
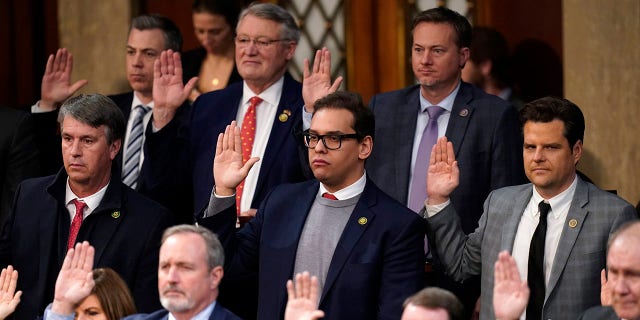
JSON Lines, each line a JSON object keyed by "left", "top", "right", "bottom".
{"left": 111, "top": 211, "right": 121, "bottom": 219}
{"left": 278, "top": 109, "right": 292, "bottom": 122}
{"left": 568, "top": 219, "right": 578, "bottom": 228}
{"left": 459, "top": 108, "right": 469, "bottom": 117}
{"left": 358, "top": 217, "right": 368, "bottom": 225}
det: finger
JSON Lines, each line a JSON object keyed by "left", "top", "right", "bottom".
{"left": 172, "top": 51, "right": 182, "bottom": 75}
{"left": 312, "top": 311, "right": 325, "bottom": 319}
{"left": 233, "top": 124, "right": 242, "bottom": 154}
{"left": 69, "top": 80, "right": 89, "bottom": 94}
{"left": 65, "top": 52, "right": 74, "bottom": 77}
{"left": 221, "top": 124, "right": 233, "bottom": 151}
{"left": 310, "top": 275, "right": 320, "bottom": 304}
{"left": 84, "top": 243, "right": 95, "bottom": 271}
{"left": 44, "top": 54, "right": 55, "bottom": 75}
{"left": 0, "top": 268, "right": 7, "bottom": 292}
{"left": 167, "top": 50, "right": 176, "bottom": 75}
{"left": 6, "top": 269, "right": 17, "bottom": 296}
{"left": 242, "top": 157, "right": 260, "bottom": 172}
{"left": 286, "top": 279, "right": 295, "bottom": 299}
{"left": 329, "top": 76, "right": 343, "bottom": 92}
{"left": 312, "top": 49, "right": 322, "bottom": 73}
{"left": 446, "top": 140, "right": 456, "bottom": 164}
{"left": 154, "top": 58, "right": 162, "bottom": 82}
{"left": 321, "top": 48, "right": 332, "bottom": 73}
{"left": 62, "top": 246, "right": 75, "bottom": 271}
{"left": 301, "top": 271, "right": 310, "bottom": 299}
{"left": 294, "top": 273, "right": 302, "bottom": 298}
{"left": 215, "top": 132, "right": 224, "bottom": 156}
{"left": 183, "top": 77, "right": 199, "bottom": 97}
{"left": 601, "top": 268, "right": 607, "bottom": 286}
{"left": 160, "top": 51, "right": 169, "bottom": 76}
{"left": 303, "top": 58, "right": 310, "bottom": 79}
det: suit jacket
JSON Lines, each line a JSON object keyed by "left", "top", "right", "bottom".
{"left": 185, "top": 73, "right": 312, "bottom": 212}
{"left": 123, "top": 303, "right": 241, "bottom": 320}
{"left": 109, "top": 92, "right": 194, "bottom": 223}
{"left": 0, "top": 107, "right": 40, "bottom": 224}
{"left": 425, "top": 178, "right": 638, "bottom": 320}
{"left": 199, "top": 178, "right": 425, "bottom": 320}
{"left": 578, "top": 306, "right": 619, "bottom": 320}
{"left": 368, "top": 82, "right": 526, "bottom": 234}
{"left": 0, "top": 168, "right": 174, "bottom": 320}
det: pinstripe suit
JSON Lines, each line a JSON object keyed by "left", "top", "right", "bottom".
{"left": 425, "top": 178, "right": 637, "bottom": 320}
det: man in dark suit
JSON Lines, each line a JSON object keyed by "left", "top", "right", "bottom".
{"left": 199, "top": 91, "right": 425, "bottom": 320}
{"left": 425, "top": 97, "right": 637, "bottom": 319}
{"left": 0, "top": 94, "right": 174, "bottom": 319}
{"left": 365, "top": 7, "right": 526, "bottom": 314}
{"left": 0, "top": 107, "right": 40, "bottom": 224}
{"left": 33, "top": 15, "right": 195, "bottom": 223}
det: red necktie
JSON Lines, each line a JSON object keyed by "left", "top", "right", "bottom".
{"left": 68, "top": 199, "right": 86, "bottom": 249}
{"left": 236, "top": 96, "right": 263, "bottom": 215}
{"left": 322, "top": 193, "right": 338, "bottom": 200}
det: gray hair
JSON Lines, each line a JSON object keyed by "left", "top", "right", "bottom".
{"left": 130, "top": 14, "right": 183, "bottom": 51}
{"left": 161, "top": 224, "right": 225, "bottom": 269}
{"left": 57, "top": 94, "right": 126, "bottom": 145}
{"left": 238, "top": 3, "right": 300, "bottom": 42}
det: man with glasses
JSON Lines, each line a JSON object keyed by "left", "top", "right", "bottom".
{"left": 198, "top": 91, "right": 425, "bottom": 320}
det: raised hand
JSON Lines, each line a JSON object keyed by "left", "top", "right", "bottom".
{"left": 52, "top": 242, "right": 95, "bottom": 315}
{"left": 0, "top": 266, "right": 21, "bottom": 320}
{"left": 426, "top": 137, "right": 459, "bottom": 205}
{"left": 493, "top": 251, "right": 529, "bottom": 320}
{"left": 600, "top": 269, "right": 612, "bottom": 306}
{"left": 40, "top": 48, "right": 88, "bottom": 111}
{"left": 285, "top": 272, "right": 325, "bottom": 320}
{"left": 302, "top": 47, "right": 343, "bottom": 112}
{"left": 152, "top": 49, "right": 198, "bottom": 129}
{"left": 213, "top": 121, "right": 260, "bottom": 196}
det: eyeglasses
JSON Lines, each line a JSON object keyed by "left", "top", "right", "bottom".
{"left": 234, "top": 36, "right": 289, "bottom": 49}
{"left": 302, "top": 132, "right": 360, "bottom": 150}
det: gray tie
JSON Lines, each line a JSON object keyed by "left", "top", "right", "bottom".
{"left": 122, "top": 105, "right": 150, "bottom": 189}
{"left": 408, "top": 106, "right": 445, "bottom": 212}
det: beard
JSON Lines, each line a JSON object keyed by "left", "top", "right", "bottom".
{"left": 160, "top": 285, "right": 195, "bottom": 312}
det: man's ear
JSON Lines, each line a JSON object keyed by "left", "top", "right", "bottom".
{"left": 109, "top": 139, "right": 122, "bottom": 160}
{"left": 358, "top": 136, "right": 373, "bottom": 160}
{"left": 572, "top": 140, "right": 583, "bottom": 165}
{"left": 458, "top": 47, "right": 470, "bottom": 68}
{"left": 210, "top": 266, "right": 224, "bottom": 290}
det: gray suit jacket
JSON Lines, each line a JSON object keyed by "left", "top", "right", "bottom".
{"left": 368, "top": 82, "right": 526, "bottom": 234}
{"left": 578, "top": 306, "right": 619, "bottom": 320}
{"left": 426, "top": 178, "right": 637, "bottom": 320}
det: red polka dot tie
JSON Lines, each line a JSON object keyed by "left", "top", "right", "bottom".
{"left": 68, "top": 199, "right": 86, "bottom": 250}
{"left": 236, "top": 96, "right": 263, "bottom": 215}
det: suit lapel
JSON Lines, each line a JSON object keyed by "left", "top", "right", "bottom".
{"left": 446, "top": 83, "right": 475, "bottom": 156}
{"left": 546, "top": 179, "right": 590, "bottom": 299}
{"left": 84, "top": 181, "right": 124, "bottom": 264}
{"left": 320, "top": 180, "right": 377, "bottom": 303}
{"left": 395, "top": 87, "right": 421, "bottom": 201}
{"left": 502, "top": 187, "right": 533, "bottom": 251}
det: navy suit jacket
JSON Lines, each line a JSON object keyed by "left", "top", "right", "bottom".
{"left": 367, "top": 82, "right": 526, "bottom": 234}
{"left": 0, "top": 168, "right": 174, "bottom": 320}
{"left": 578, "top": 306, "right": 619, "bottom": 320}
{"left": 199, "top": 178, "right": 425, "bottom": 320}
{"left": 123, "top": 303, "right": 241, "bottom": 320}
{"left": 109, "top": 92, "right": 194, "bottom": 223}
{"left": 186, "top": 73, "right": 312, "bottom": 212}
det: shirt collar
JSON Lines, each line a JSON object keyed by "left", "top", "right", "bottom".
{"left": 318, "top": 172, "right": 367, "bottom": 200}
{"left": 65, "top": 178, "right": 110, "bottom": 214}
{"left": 132, "top": 92, "right": 154, "bottom": 109}
{"left": 530, "top": 174, "right": 578, "bottom": 219}
{"left": 419, "top": 81, "right": 461, "bottom": 112}
{"left": 242, "top": 76, "right": 284, "bottom": 108}
{"left": 167, "top": 301, "right": 216, "bottom": 320}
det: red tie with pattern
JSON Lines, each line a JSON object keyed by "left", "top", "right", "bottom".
{"left": 236, "top": 96, "right": 263, "bottom": 215}
{"left": 322, "top": 193, "right": 338, "bottom": 200}
{"left": 68, "top": 199, "right": 86, "bottom": 249}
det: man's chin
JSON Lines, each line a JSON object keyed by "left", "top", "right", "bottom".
{"left": 160, "top": 296, "right": 194, "bottom": 313}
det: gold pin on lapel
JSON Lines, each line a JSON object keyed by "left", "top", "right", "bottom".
{"left": 111, "top": 211, "right": 121, "bottom": 219}
{"left": 358, "top": 217, "right": 368, "bottom": 225}
{"left": 459, "top": 108, "right": 469, "bottom": 117}
{"left": 568, "top": 219, "right": 578, "bottom": 228}
{"left": 278, "top": 109, "right": 292, "bottom": 122}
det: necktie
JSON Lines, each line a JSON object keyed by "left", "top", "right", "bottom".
{"left": 526, "top": 201, "right": 552, "bottom": 320}
{"left": 123, "top": 105, "right": 151, "bottom": 189}
{"left": 68, "top": 199, "right": 86, "bottom": 250}
{"left": 322, "top": 193, "right": 338, "bottom": 200}
{"left": 408, "top": 106, "right": 445, "bottom": 212}
{"left": 236, "top": 96, "right": 263, "bottom": 215}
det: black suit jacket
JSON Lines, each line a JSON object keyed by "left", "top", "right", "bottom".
{"left": 367, "top": 82, "right": 527, "bottom": 234}
{"left": 578, "top": 306, "right": 619, "bottom": 320}
{"left": 123, "top": 303, "right": 241, "bottom": 320}
{"left": 0, "top": 107, "right": 40, "bottom": 223}
{"left": 199, "top": 179, "right": 425, "bottom": 320}
{"left": 0, "top": 168, "right": 174, "bottom": 319}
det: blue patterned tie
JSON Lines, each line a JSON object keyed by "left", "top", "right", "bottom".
{"left": 122, "top": 105, "right": 150, "bottom": 189}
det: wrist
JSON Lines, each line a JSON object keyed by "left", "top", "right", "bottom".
{"left": 214, "top": 185, "right": 235, "bottom": 197}
{"left": 40, "top": 99, "right": 60, "bottom": 112}
{"left": 51, "top": 299, "right": 75, "bottom": 315}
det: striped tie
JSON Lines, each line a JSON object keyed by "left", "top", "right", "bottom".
{"left": 122, "top": 105, "right": 150, "bottom": 189}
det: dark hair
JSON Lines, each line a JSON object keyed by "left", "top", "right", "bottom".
{"left": 403, "top": 287, "right": 464, "bottom": 320}
{"left": 238, "top": 2, "right": 300, "bottom": 42}
{"left": 162, "top": 224, "right": 225, "bottom": 269}
{"left": 91, "top": 268, "right": 137, "bottom": 320}
{"left": 192, "top": 0, "right": 241, "bottom": 30}
{"left": 412, "top": 7, "right": 472, "bottom": 49}
{"left": 469, "top": 26, "right": 510, "bottom": 86}
{"left": 519, "top": 96, "right": 585, "bottom": 148}
{"left": 57, "top": 94, "right": 126, "bottom": 145}
{"left": 312, "top": 91, "right": 375, "bottom": 142}
{"left": 130, "top": 14, "right": 183, "bottom": 51}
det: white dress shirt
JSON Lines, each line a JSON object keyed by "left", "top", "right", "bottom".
{"left": 64, "top": 178, "right": 109, "bottom": 221}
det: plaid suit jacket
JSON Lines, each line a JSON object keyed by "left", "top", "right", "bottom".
{"left": 426, "top": 177, "right": 637, "bottom": 320}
